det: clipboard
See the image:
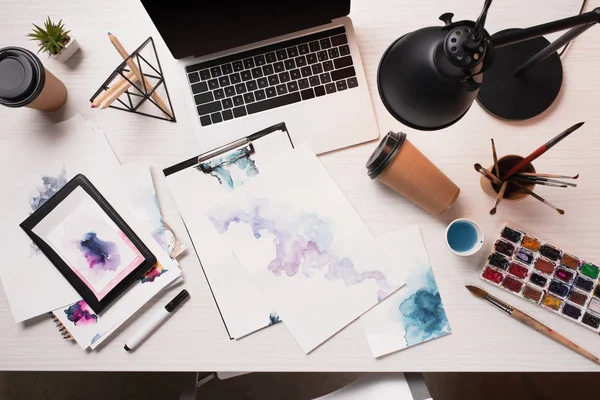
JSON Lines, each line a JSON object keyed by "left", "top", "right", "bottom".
{"left": 20, "top": 174, "right": 157, "bottom": 315}
{"left": 163, "top": 122, "right": 294, "bottom": 339}
{"left": 164, "top": 122, "right": 293, "bottom": 177}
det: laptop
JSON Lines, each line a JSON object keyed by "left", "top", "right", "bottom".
{"left": 140, "top": 0, "right": 379, "bottom": 154}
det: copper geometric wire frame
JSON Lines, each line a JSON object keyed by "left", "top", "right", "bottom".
{"left": 89, "top": 37, "right": 176, "bottom": 122}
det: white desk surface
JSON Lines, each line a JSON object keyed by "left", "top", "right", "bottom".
{"left": 1, "top": 0, "right": 600, "bottom": 372}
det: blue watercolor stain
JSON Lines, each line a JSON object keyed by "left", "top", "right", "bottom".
{"left": 151, "top": 194, "right": 167, "bottom": 251}
{"left": 91, "top": 333, "right": 102, "bottom": 344}
{"left": 399, "top": 269, "right": 450, "bottom": 346}
{"left": 29, "top": 167, "right": 68, "bottom": 212}
{"left": 29, "top": 167, "right": 69, "bottom": 255}
{"left": 197, "top": 149, "right": 259, "bottom": 188}
{"left": 268, "top": 312, "right": 281, "bottom": 326}
{"left": 76, "top": 232, "right": 121, "bottom": 271}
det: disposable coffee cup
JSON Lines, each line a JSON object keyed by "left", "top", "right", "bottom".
{"left": 0, "top": 46, "right": 67, "bottom": 111}
{"left": 366, "top": 131, "right": 460, "bottom": 216}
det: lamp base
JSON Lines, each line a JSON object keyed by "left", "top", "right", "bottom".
{"left": 476, "top": 29, "right": 563, "bottom": 121}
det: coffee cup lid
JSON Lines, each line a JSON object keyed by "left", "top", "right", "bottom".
{"left": 366, "top": 131, "right": 407, "bottom": 179}
{"left": 0, "top": 47, "right": 45, "bottom": 108}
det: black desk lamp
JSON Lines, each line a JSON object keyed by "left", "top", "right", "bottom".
{"left": 378, "top": 1, "right": 600, "bottom": 130}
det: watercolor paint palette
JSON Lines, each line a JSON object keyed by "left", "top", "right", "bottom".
{"left": 480, "top": 224, "right": 600, "bottom": 333}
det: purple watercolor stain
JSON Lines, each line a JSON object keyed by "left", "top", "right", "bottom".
{"left": 76, "top": 232, "right": 121, "bottom": 271}
{"left": 64, "top": 300, "right": 98, "bottom": 326}
{"left": 209, "top": 198, "right": 395, "bottom": 300}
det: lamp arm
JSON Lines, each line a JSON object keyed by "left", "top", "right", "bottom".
{"left": 491, "top": 7, "right": 600, "bottom": 48}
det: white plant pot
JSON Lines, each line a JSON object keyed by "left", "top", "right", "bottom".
{"left": 51, "top": 36, "right": 80, "bottom": 62}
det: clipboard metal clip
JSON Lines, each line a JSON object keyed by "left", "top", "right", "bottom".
{"left": 197, "top": 140, "right": 256, "bottom": 174}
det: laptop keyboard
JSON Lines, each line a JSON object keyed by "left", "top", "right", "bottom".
{"left": 186, "top": 27, "right": 359, "bottom": 127}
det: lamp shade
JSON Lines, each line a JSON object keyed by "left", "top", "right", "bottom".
{"left": 378, "top": 22, "right": 486, "bottom": 131}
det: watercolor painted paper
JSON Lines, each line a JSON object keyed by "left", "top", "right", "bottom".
{"left": 207, "top": 145, "right": 406, "bottom": 353}
{"left": 165, "top": 125, "right": 293, "bottom": 339}
{"left": 50, "top": 165, "right": 181, "bottom": 350}
{"left": 32, "top": 187, "right": 144, "bottom": 300}
{"left": 0, "top": 115, "right": 121, "bottom": 322}
{"left": 122, "top": 164, "right": 168, "bottom": 252}
{"left": 362, "top": 227, "right": 452, "bottom": 358}
{"left": 53, "top": 258, "right": 180, "bottom": 350}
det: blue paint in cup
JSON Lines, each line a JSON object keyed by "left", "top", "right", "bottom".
{"left": 446, "top": 219, "right": 483, "bottom": 256}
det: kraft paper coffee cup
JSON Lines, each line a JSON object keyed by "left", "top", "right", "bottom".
{"left": 0, "top": 47, "right": 67, "bottom": 111}
{"left": 366, "top": 131, "right": 460, "bottom": 216}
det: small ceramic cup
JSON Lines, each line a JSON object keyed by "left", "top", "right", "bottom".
{"left": 445, "top": 218, "right": 484, "bottom": 256}
{"left": 480, "top": 155, "right": 536, "bottom": 201}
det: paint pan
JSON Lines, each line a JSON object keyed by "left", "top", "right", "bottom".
{"left": 480, "top": 224, "right": 600, "bottom": 334}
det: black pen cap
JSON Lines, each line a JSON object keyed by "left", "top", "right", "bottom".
{"left": 165, "top": 289, "right": 190, "bottom": 312}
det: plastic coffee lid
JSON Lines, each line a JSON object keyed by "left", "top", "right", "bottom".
{"left": 0, "top": 47, "right": 45, "bottom": 107}
{"left": 366, "top": 131, "right": 407, "bottom": 179}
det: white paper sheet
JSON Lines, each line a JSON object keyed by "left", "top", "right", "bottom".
{"left": 207, "top": 145, "right": 406, "bottom": 353}
{"left": 362, "top": 227, "right": 452, "bottom": 358}
{"left": 165, "top": 127, "right": 293, "bottom": 338}
{"left": 0, "top": 115, "right": 121, "bottom": 322}
{"left": 50, "top": 164, "right": 181, "bottom": 350}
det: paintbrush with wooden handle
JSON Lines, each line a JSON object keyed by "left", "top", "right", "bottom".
{"left": 489, "top": 181, "right": 507, "bottom": 215}
{"left": 502, "top": 122, "right": 584, "bottom": 180}
{"left": 513, "top": 174, "right": 577, "bottom": 187}
{"left": 466, "top": 285, "right": 600, "bottom": 365}
{"left": 517, "top": 172, "right": 579, "bottom": 180}
{"left": 474, "top": 164, "right": 565, "bottom": 214}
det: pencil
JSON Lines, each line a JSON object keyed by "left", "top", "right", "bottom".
{"left": 466, "top": 285, "right": 600, "bottom": 365}
{"left": 99, "top": 73, "right": 140, "bottom": 109}
{"left": 107, "top": 33, "right": 174, "bottom": 119}
{"left": 502, "top": 122, "right": 584, "bottom": 180}
{"left": 93, "top": 71, "right": 138, "bottom": 109}
{"left": 92, "top": 71, "right": 136, "bottom": 108}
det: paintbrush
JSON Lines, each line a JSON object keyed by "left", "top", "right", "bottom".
{"left": 513, "top": 174, "right": 577, "bottom": 187}
{"left": 466, "top": 285, "right": 600, "bottom": 365}
{"left": 490, "top": 181, "right": 508, "bottom": 215}
{"left": 474, "top": 163, "right": 503, "bottom": 186}
{"left": 518, "top": 172, "right": 579, "bottom": 180}
{"left": 475, "top": 164, "right": 565, "bottom": 214}
{"left": 510, "top": 178, "right": 569, "bottom": 188}
{"left": 511, "top": 181, "right": 565, "bottom": 214}
{"left": 503, "top": 122, "right": 585, "bottom": 180}
{"left": 491, "top": 138, "right": 500, "bottom": 178}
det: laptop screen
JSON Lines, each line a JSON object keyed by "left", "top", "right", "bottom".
{"left": 140, "top": 0, "right": 351, "bottom": 59}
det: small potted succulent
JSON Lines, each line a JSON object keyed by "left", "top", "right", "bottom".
{"left": 27, "top": 17, "right": 80, "bottom": 62}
